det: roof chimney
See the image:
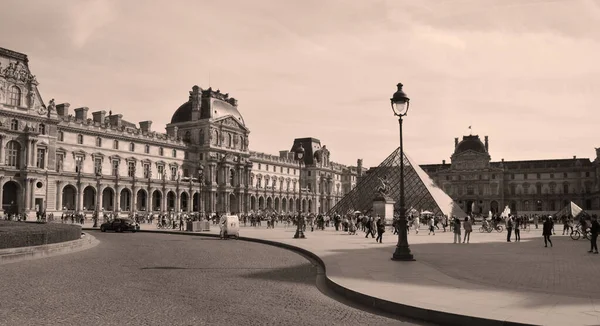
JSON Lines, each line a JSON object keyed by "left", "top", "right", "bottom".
{"left": 108, "top": 114, "right": 123, "bottom": 127}
{"left": 92, "top": 110, "right": 106, "bottom": 123}
{"left": 139, "top": 121, "right": 152, "bottom": 133}
{"left": 55, "top": 103, "right": 70, "bottom": 117}
{"left": 484, "top": 136, "right": 489, "bottom": 152}
{"left": 443, "top": 160, "right": 446, "bottom": 165}
{"left": 74, "top": 107, "right": 89, "bottom": 121}
{"left": 455, "top": 137, "right": 459, "bottom": 148}
{"left": 573, "top": 155, "right": 577, "bottom": 159}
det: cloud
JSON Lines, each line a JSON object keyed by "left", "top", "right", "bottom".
{"left": 69, "top": 0, "right": 117, "bottom": 48}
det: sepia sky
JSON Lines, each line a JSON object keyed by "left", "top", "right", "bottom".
{"left": 1, "top": 0, "right": 599, "bottom": 168}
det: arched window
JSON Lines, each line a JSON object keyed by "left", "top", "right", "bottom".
{"left": 5, "top": 141, "right": 21, "bottom": 167}
{"left": 9, "top": 86, "right": 21, "bottom": 106}
{"left": 39, "top": 124, "right": 46, "bottom": 135}
{"left": 77, "top": 134, "right": 83, "bottom": 144}
{"left": 227, "top": 133, "right": 232, "bottom": 147}
{"left": 10, "top": 119, "right": 18, "bottom": 131}
{"left": 229, "top": 169, "right": 235, "bottom": 186}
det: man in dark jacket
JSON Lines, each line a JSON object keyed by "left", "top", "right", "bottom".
{"left": 589, "top": 215, "right": 599, "bottom": 254}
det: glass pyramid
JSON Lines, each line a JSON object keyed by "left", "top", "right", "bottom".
{"left": 555, "top": 201, "right": 588, "bottom": 219}
{"left": 329, "top": 147, "right": 466, "bottom": 218}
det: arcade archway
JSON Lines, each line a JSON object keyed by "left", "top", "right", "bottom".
{"left": 2, "top": 181, "right": 20, "bottom": 214}
{"left": 62, "top": 185, "right": 77, "bottom": 210}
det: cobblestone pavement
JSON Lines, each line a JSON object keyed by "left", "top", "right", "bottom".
{"left": 0, "top": 231, "right": 421, "bottom": 326}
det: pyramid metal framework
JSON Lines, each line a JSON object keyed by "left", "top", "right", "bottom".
{"left": 555, "top": 201, "right": 589, "bottom": 219}
{"left": 328, "top": 147, "right": 466, "bottom": 218}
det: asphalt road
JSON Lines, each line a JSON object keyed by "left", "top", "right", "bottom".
{"left": 0, "top": 231, "right": 422, "bottom": 326}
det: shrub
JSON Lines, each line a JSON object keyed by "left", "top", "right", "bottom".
{"left": 0, "top": 221, "right": 81, "bottom": 249}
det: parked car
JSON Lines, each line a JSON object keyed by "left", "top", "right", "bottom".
{"left": 100, "top": 218, "right": 140, "bottom": 233}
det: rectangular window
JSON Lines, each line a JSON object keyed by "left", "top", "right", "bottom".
{"left": 258, "top": 163, "right": 261, "bottom": 170}
{"left": 96, "top": 137, "right": 102, "bottom": 147}
{"left": 172, "top": 149, "right": 177, "bottom": 158}
{"left": 159, "top": 147, "right": 164, "bottom": 156}
{"left": 36, "top": 148, "right": 45, "bottom": 169}
{"left": 58, "top": 131, "right": 64, "bottom": 142}
{"left": 171, "top": 166, "right": 177, "bottom": 180}
{"left": 129, "top": 143, "right": 135, "bottom": 152}
{"left": 157, "top": 165, "right": 164, "bottom": 180}
{"left": 537, "top": 173, "right": 541, "bottom": 179}
{"left": 199, "top": 153, "right": 203, "bottom": 160}
{"left": 280, "top": 167, "right": 283, "bottom": 173}
{"left": 94, "top": 158, "right": 103, "bottom": 175}
{"left": 75, "top": 157, "right": 83, "bottom": 173}
{"left": 143, "top": 164, "right": 150, "bottom": 178}
{"left": 273, "top": 166, "right": 276, "bottom": 172}
{"left": 112, "top": 160, "right": 119, "bottom": 176}
{"left": 77, "top": 134, "right": 83, "bottom": 144}
{"left": 145, "top": 145, "right": 150, "bottom": 154}
{"left": 127, "top": 162, "right": 135, "bottom": 177}
{"left": 56, "top": 154, "right": 64, "bottom": 172}
{"left": 308, "top": 171, "right": 311, "bottom": 177}
{"left": 266, "top": 164, "right": 269, "bottom": 171}
{"left": 113, "top": 140, "right": 119, "bottom": 150}
{"left": 287, "top": 168, "right": 290, "bottom": 174}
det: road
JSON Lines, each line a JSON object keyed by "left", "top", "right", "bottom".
{"left": 0, "top": 231, "right": 422, "bottom": 326}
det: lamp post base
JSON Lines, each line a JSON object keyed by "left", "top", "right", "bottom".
{"left": 293, "top": 230, "right": 306, "bottom": 239}
{"left": 391, "top": 247, "right": 415, "bottom": 261}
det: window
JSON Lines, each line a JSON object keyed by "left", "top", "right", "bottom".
{"left": 9, "top": 86, "right": 20, "bottom": 106}
{"left": 145, "top": 145, "right": 150, "bottom": 154}
{"left": 171, "top": 166, "right": 177, "bottom": 180}
{"left": 112, "top": 160, "right": 119, "bottom": 176}
{"left": 537, "top": 173, "right": 541, "bottom": 179}
{"left": 36, "top": 148, "right": 45, "bottom": 169}
{"left": 96, "top": 137, "right": 102, "bottom": 147}
{"left": 56, "top": 153, "right": 64, "bottom": 172}
{"left": 113, "top": 140, "right": 119, "bottom": 150}
{"left": 5, "top": 141, "right": 20, "bottom": 168}
{"left": 280, "top": 167, "right": 283, "bottom": 173}
{"left": 94, "top": 158, "right": 103, "bottom": 175}
{"left": 10, "top": 119, "right": 18, "bottom": 131}
{"left": 279, "top": 180, "right": 283, "bottom": 190}
{"left": 199, "top": 130, "right": 204, "bottom": 144}
{"left": 287, "top": 168, "right": 290, "bottom": 173}
{"left": 77, "top": 134, "right": 83, "bottom": 144}
{"left": 128, "top": 162, "right": 135, "bottom": 177}
{"left": 159, "top": 147, "right": 164, "bottom": 156}
{"left": 39, "top": 124, "right": 46, "bottom": 135}
{"left": 157, "top": 165, "right": 164, "bottom": 180}
{"left": 308, "top": 171, "right": 311, "bottom": 177}
{"left": 143, "top": 164, "right": 150, "bottom": 178}
{"left": 492, "top": 174, "right": 496, "bottom": 180}
{"left": 129, "top": 142, "right": 135, "bottom": 152}
{"left": 172, "top": 149, "right": 177, "bottom": 158}
{"left": 536, "top": 184, "right": 542, "bottom": 195}
{"left": 266, "top": 164, "right": 269, "bottom": 171}
{"left": 273, "top": 166, "right": 276, "bottom": 172}
{"left": 563, "top": 184, "right": 569, "bottom": 194}
{"left": 184, "top": 152, "right": 188, "bottom": 159}
{"left": 258, "top": 163, "right": 261, "bottom": 170}
{"left": 229, "top": 169, "right": 235, "bottom": 186}
{"left": 75, "top": 157, "right": 83, "bottom": 173}
{"left": 286, "top": 180, "right": 290, "bottom": 191}
{"left": 257, "top": 178, "right": 262, "bottom": 188}
{"left": 265, "top": 178, "right": 269, "bottom": 187}
{"left": 58, "top": 131, "right": 64, "bottom": 141}
{"left": 564, "top": 172, "right": 568, "bottom": 178}
{"left": 199, "top": 153, "right": 203, "bottom": 160}
{"left": 227, "top": 133, "right": 232, "bottom": 147}
{"left": 307, "top": 183, "right": 312, "bottom": 191}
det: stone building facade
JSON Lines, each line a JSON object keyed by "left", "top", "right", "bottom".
{"left": 421, "top": 135, "right": 600, "bottom": 216}
{"left": 0, "top": 47, "right": 359, "bottom": 218}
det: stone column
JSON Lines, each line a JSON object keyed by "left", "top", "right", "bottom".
{"left": 147, "top": 187, "right": 153, "bottom": 212}
{"left": 56, "top": 181, "right": 63, "bottom": 211}
{"left": 0, "top": 136, "right": 4, "bottom": 165}
{"left": 115, "top": 186, "right": 121, "bottom": 212}
{"left": 0, "top": 176, "right": 4, "bottom": 211}
{"left": 131, "top": 186, "right": 137, "bottom": 213}
{"left": 24, "top": 178, "right": 31, "bottom": 212}
{"left": 30, "top": 179, "right": 36, "bottom": 210}
{"left": 175, "top": 190, "right": 181, "bottom": 213}
{"left": 96, "top": 182, "right": 102, "bottom": 212}
{"left": 77, "top": 183, "right": 85, "bottom": 212}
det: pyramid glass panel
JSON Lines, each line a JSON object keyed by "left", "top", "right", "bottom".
{"left": 329, "top": 147, "right": 466, "bottom": 218}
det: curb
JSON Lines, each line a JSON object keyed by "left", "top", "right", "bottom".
{"left": 83, "top": 228, "right": 534, "bottom": 326}
{"left": 0, "top": 232, "right": 99, "bottom": 265}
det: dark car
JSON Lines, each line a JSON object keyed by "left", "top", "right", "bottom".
{"left": 100, "top": 218, "right": 139, "bottom": 233}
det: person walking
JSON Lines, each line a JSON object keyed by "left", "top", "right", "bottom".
{"left": 453, "top": 217, "right": 461, "bottom": 244}
{"left": 428, "top": 216, "right": 435, "bottom": 235}
{"left": 463, "top": 216, "right": 472, "bottom": 243}
{"left": 375, "top": 217, "right": 385, "bottom": 243}
{"left": 543, "top": 217, "right": 553, "bottom": 248}
{"left": 506, "top": 216, "right": 514, "bottom": 242}
{"left": 589, "top": 215, "right": 599, "bottom": 254}
{"left": 514, "top": 216, "right": 521, "bottom": 242}
{"left": 414, "top": 214, "right": 420, "bottom": 234}
{"left": 365, "top": 215, "right": 375, "bottom": 238}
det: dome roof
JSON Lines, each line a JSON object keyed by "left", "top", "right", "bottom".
{"left": 170, "top": 99, "right": 245, "bottom": 125}
{"left": 454, "top": 135, "right": 487, "bottom": 154}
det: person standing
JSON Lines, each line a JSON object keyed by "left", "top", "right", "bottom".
{"left": 375, "top": 217, "right": 385, "bottom": 243}
{"left": 365, "top": 215, "right": 375, "bottom": 238}
{"left": 463, "top": 217, "right": 472, "bottom": 243}
{"left": 533, "top": 214, "right": 539, "bottom": 229}
{"left": 543, "top": 217, "right": 553, "bottom": 248}
{"left": 453, "top": 217, "right": 461, "bottom": 244}
{"left": 514, "top": 216, "right": 521, "bottom": 242}
{"left": 506, "top": 216, "right": 514, "bottom": 242}
{"left": 589, "top": 215, "right": 599, "bottom": 254}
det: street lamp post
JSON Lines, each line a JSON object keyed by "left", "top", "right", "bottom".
{"left": 198, "top": 166, "right": 204, "bottom": 219}
{"left": 390, "top": 83, "right": 415, "bottom": 261}
{"left": 294, "top": 143, "right": 306, "bottom": 239}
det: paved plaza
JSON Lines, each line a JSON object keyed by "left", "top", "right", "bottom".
{"left": 78, "top": 220, "right": 600, "bottom": 325}
{"left": 0, "top": 231, "right": 418, "bottom": 326}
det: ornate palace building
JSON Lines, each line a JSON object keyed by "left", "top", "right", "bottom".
{"left": 0, "top": 47, "right": 360, "bottom": 218}
{"left": 420, "top": 135, "right": 600, "bottom": 216}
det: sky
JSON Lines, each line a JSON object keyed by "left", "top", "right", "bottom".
{"left": 1, "top": 0, "right": 599, "bottom": 168}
